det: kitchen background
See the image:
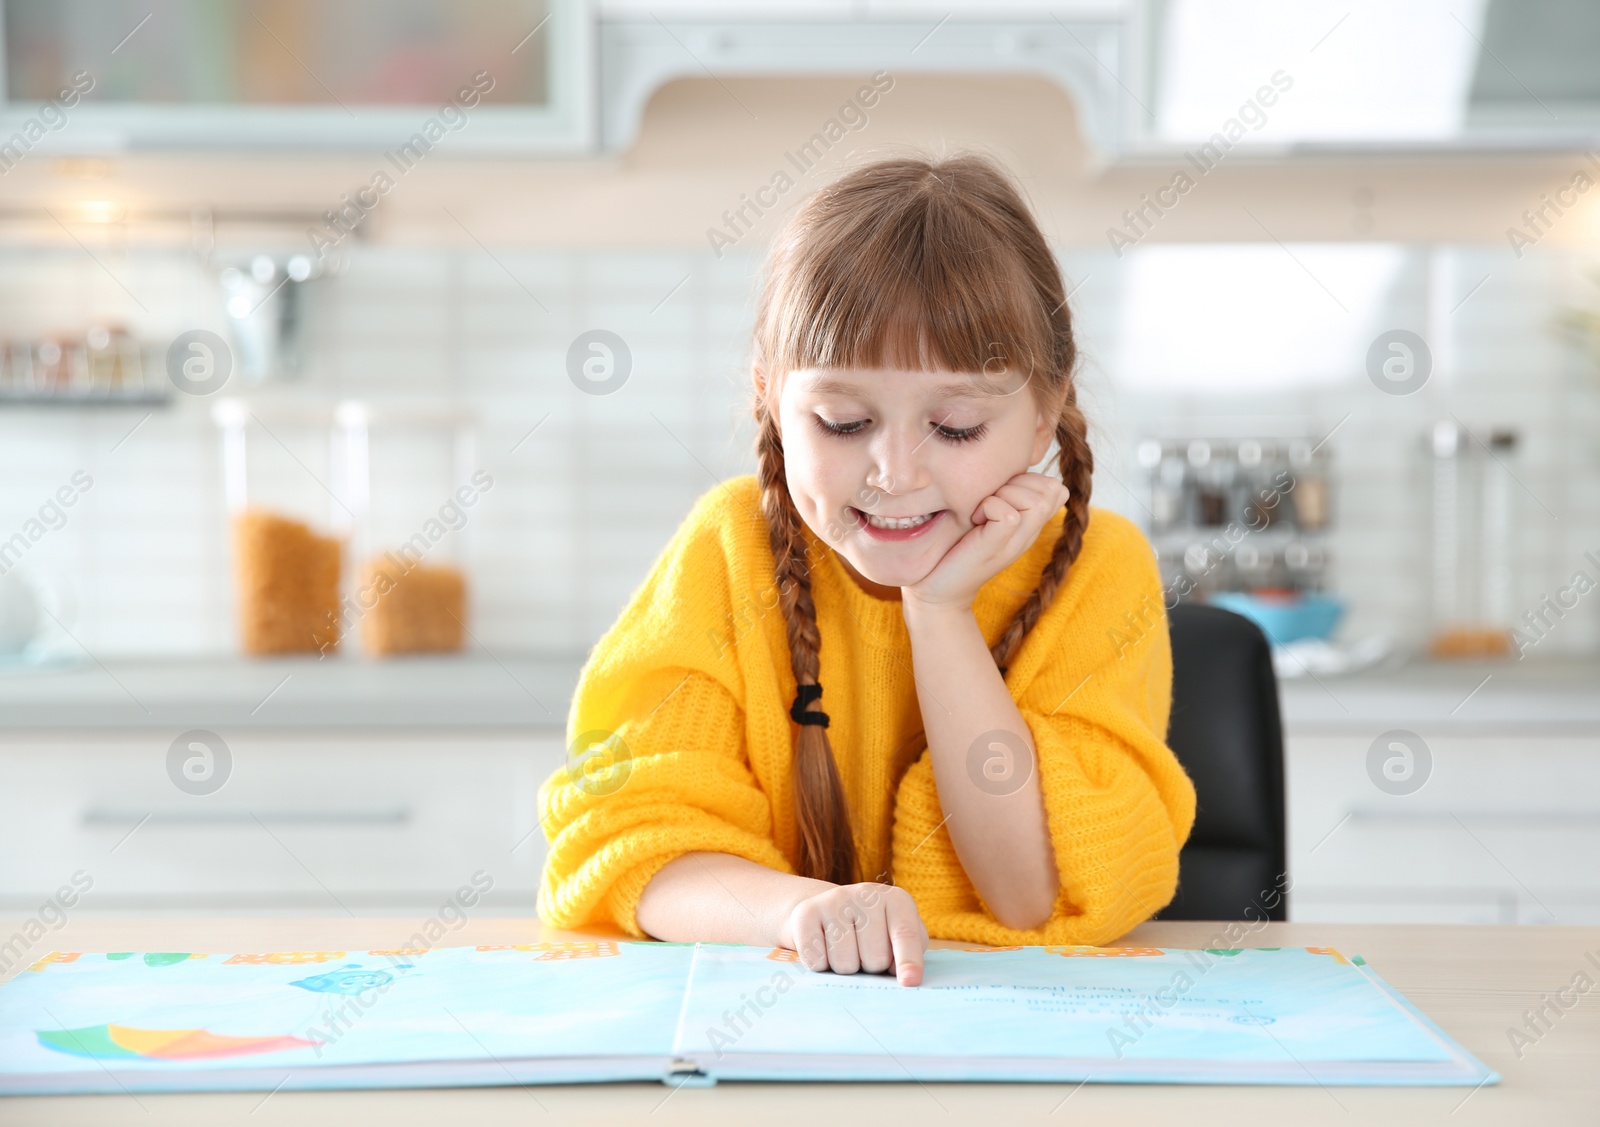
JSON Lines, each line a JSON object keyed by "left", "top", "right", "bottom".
{"left": 2, "top": 0, "right": 1599, "bottom": 931}
{"left": 1, "top": 242, "right": 1596, "bottom": 657}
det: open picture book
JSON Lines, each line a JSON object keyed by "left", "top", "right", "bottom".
{"left": 0, "top": 941, "right": 1498, "bottom": 1094}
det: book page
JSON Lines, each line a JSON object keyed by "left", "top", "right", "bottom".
{"left": 0, "top": 941, "right": 689, "bottom": 1085}
{"left": 675, "top": 945, "right": 1485, "bottom": 1082}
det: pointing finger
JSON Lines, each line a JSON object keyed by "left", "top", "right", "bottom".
{"left": 886, "top": 898, "right": 927, "bottom": 987}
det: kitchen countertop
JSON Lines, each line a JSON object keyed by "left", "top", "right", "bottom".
{"left": 0, "top": 653, "right": 585, "bottom": 731}
{"left": 1276, "top": 656, "right": 1600, "bottom": 732}
{"left": 1, "top": 651, "right": 1596, "bottom": 733}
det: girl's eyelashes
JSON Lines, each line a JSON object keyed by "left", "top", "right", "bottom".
{"left": 812, "top": 416, "right": 988, "bottom": 444}
{"left": 813, "top": 417, "right": 868, "bottom": 438}
{"left": 938, "top": 422, "right": 988, "bottom": 443}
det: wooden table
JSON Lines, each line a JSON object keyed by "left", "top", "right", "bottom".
{"left": 3, "top": 917, "right": 1597, "bottom": 1125}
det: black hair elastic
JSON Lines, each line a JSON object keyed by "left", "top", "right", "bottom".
{"left": 790, "top": 682, "right": 830, "bottom": 728}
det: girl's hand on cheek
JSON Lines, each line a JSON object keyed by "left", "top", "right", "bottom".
{"left": 779, "top": 883, "right": 928, "bottom": 986}
{"left": 903, "top": 472, "right": 1071, "bottom": 612}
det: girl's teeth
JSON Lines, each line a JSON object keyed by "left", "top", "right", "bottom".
{"left": 863, "top": 510, "right": 935, "bottom": 530}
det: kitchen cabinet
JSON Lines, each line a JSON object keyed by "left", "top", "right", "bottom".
{"left": 0, "top": 1, "right": 1135, "bottom": 156}
{"left": 1286, "top": 732, "right": 1600, "bottom": 925}
{"left": 0, "top": 0, "right": 593, "bottom": 152}
{"left": 0, "top": 730, "right": 565, "bottom": 914}
{"left": 5, "top": 657, "right": 1599, "bottom": 923}
{"left": 12, "top": 724, "right": 1598, "bottom": 924}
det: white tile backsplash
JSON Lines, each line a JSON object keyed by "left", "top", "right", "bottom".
{"left": 2, "top": 240, "right": 1597, "bottom": 660}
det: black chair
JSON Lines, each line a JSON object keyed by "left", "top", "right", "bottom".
{"left": 1157, "top": 603, "right": 1288, "bottom": 922}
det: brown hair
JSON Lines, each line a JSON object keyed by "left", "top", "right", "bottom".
{"left": 750, "top": 153, "right": 1093, "bottom": 885}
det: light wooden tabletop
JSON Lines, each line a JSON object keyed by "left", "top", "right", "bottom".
{"left": 2, "top": 917, "right": 1596, "bottom": 1126}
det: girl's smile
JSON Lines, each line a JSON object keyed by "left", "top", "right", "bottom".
{"left": 851, "top": 507, "right": 945, "bottom": 538}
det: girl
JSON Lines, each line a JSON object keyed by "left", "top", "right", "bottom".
{"left": 538, "top": 153, "right": 1196, "bottom": 987}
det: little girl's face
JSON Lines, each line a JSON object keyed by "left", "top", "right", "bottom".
{"left": 775, "top": 365, "right": 1056, "bottom": 599}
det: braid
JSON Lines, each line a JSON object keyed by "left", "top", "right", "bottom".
{"left": 989, "top": 388, "right": 1093, "bottom": 670}
{"left": 755, "top": 413, "right": 858, "bottom": 886}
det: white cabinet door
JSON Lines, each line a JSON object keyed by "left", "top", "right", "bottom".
{"left": 0, "top": 731, "right": 568, "bottom": 914}
{"left": 1, "top": 1, "right": 594, "bottom": 152}
{"left": 1287, "top": 732, "right": 1600, "bottom": 925}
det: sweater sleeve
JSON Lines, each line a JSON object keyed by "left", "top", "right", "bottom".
{"left": 535, "top": 483, "right": 795, "bottom": 937}
{"left": 536, "top": 666, "right": 794, "bottom": 937}
{"left": 890, "top": 518, "right": 1197, "bottom": 947}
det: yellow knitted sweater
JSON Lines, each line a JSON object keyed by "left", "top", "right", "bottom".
{"left": 537, "top": 474, "right": 1196, "bottom": 946}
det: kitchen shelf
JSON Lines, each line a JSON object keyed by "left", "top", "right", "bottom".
{"left": 0, "top": 389, "right": 171, "bottom": 406}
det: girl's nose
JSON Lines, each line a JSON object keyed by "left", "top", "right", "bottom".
{"left": 866, "top": 424, "right": 931, "bottom": 494}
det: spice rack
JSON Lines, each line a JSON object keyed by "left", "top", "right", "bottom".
{"left": 1137, "top": 436, "right": 1335, "bottom": 601}
{"left": 0, "top": 328, "right": 172, "bottom": 405}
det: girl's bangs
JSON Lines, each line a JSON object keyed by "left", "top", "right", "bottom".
{"left": 767, "top": 216, "right": 1053, "bottom": 395}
